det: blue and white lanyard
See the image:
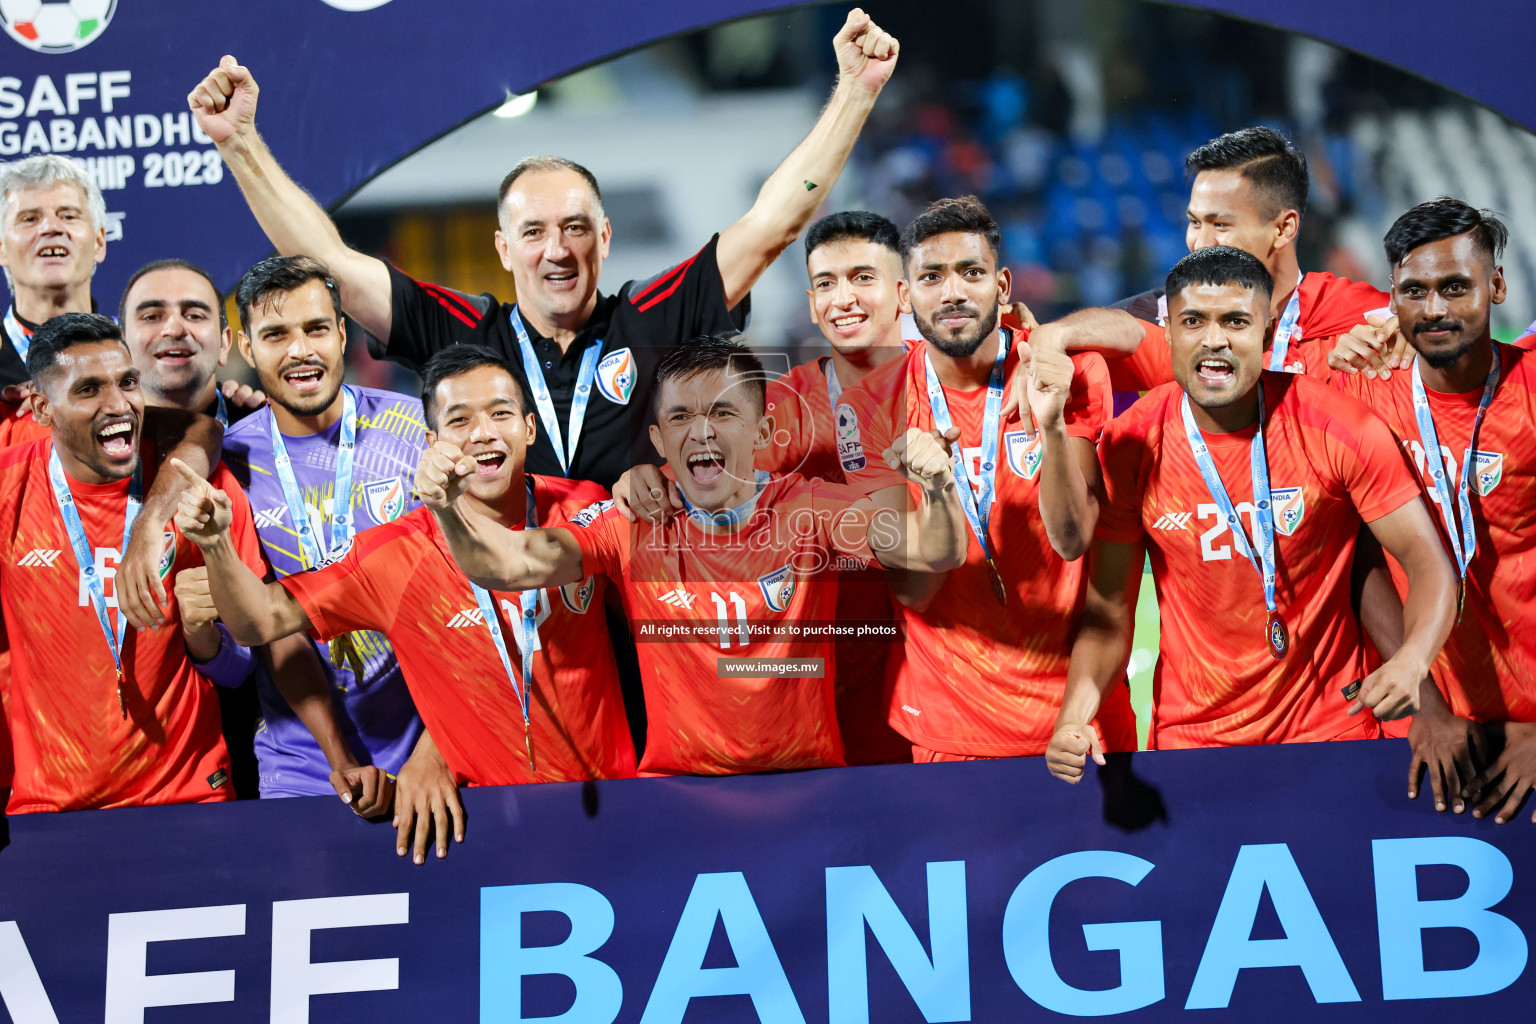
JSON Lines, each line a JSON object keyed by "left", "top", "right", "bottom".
{"left": 1181, "top": 388, "right": 1279, "bottom": 617}
{"left": 469, "top": 476, "right": 541, "bottom": 769}
{"left": 214, "top": 390, "right": 228, "bottom": 428}
{"left": 924, "top": 328, "right": 1010, "bottom": 565}
{"left": 3, "top": 307, "right": 32, "bottom": 362}
{"left": 1411, "top": 346, "right": 1500, "bottom": 579}
{"left": 825, "top": 357, "right": 843, "bottom": 407}
{"left": 270, "top": 386, "right": 357, "bottom": 570}
{"left": 510, "top": 305, "right": 603, "bottom": 476}
{"left": 48, "top": 448, "right": 141, "bottom": 712}
{"left": 679, "top": 469, "right": 770, "bottom": 528}
{"left": 1268, "top": 275, "right": 1305, "bottom": 372}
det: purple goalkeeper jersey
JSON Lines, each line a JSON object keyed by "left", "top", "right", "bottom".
{"left": 222, "top": 385, "right": 425, "bottom": 797}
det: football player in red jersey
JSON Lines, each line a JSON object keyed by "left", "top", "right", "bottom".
{"left": 417, "top": 336, "right": 968, "bottom": 776}
{"left": 1334, "top": 199, "right": 1536, "bottom": 823}
{"left": 1048, "top": 247, "right": 1455, "bottom": 779}
{"left": 0, "top": 313, "right": 268, "bottom": 812}
{"left": 176, "top": 345, "right": 637, "bottom": 863}
{"left": 837, "top": 196, "right": 1137, "bottom": 761}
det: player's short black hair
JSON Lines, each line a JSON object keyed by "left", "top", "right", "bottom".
{"left": 805, "top": 210, "right": 901, "bottom": 263}
{"left": 498, "top": 156, "right": 604, "bottom": 215}
{"left": 234, "top": 255, "right": 343, "bottom": 333}
{"left": 119, "top": 258, "right": 228, "bottom": 332}
{"left": 653, "top": 335, "right": 767, "bottom": 418}
{"left": 25, "top": 312, "right": 128, "bottom": 385}
{"left": 1165, "top": 246, "right": 1275, "bottom": 306}
{"left": 1383, "top": 197, "right": 1508, "bottom": 268}
{"left": 899, "top": 195, "right": 1002, "bottom": 267}
{"left": 420, "top": 343, "right": 527, "bottom": 431}
{"left": 1186, "top": 126, "right": 1309, "bottom": 222}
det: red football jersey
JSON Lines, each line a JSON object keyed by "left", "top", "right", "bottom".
{"left": 561, "top": 475, "right": 881, "bottom": 776}
{"left": 837, "top": 334, "right": 1137, "bottom": 756}
{"left": 1111, "top": 272, "right": 1390, "bottom": 391}
{"left": 757, "top": 351, "right": 913, "bottom": 764}
{"left": 0, "top": 439, "right": 265, "bottom": 813}
{"left": 1334, "top": 342, "right": 1536, "bottom": 721}
{"left": 1098, "top": 373, "right": 1421, "bottom": 748}
{"left": 0, "top": 407, "right": 49, "bottom": 449}
{"left": 279, "top": 478, "right": 635, "bottom": 787}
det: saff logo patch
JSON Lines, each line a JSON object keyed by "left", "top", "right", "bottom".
{"left": 758, "top": 565, "right": 796, "bottom": 613}
{"left": 1271, "top": 487, "right": 1305, "bottom": 536}
{"left": 560, "top": 575, "right": 597, "bottom": 614}
{"left": 157, "top": 531, "right": 177, "bottom": 580}
{"left": 1472, "top": 451, "right": 1504, "bottom": 496}
{"left": 596, "top": 348, "right": 635, "bottom": 405}
{"left": 1004, "top": 431, "right": 1043, "bottom": 480}
{"left": 569, "top": 500, "right": 614, "bottom": 528}
{"left": 363, "top": 477, "right": 406, "bottom": 524}
{"left": 834, "top": 402, "right": 866, "bottom": 473}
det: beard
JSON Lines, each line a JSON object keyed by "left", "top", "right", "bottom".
{"left": 914, "top": 301, "right": 1000, "bottom": 358}
{"left": 1414, "top": 319, "right": 1482, "bottom": 370}
{"left": 266, "top": 362, "right": 345, "bottom": 419}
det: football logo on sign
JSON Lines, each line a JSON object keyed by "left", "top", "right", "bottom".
{"left": 0, "top": 0, "right": 117, "bottom": 53}
{"left": 1004, "top": 431, "right": 1043, "bottom": 480}
{"left": 1271, "top": 487, "right": 1305, "bottom": 536}
{"left": 834, "top": 402, "right": 866, "bottom": 473}
{"left": 758, "top": 565, "right": 796, "bottom": 613}
{"left": 1472, "top": 451, "right": 1504, "bottom": 496}
{"left": 363, "top": 477, "right": 407, "bottom": 524}
{"left": 158, "top": 531, "right": 177, "bottom": 581}
{"left": 596, "top": 348, "right": 636, "bottom": 405}
{"left": 560, "top": 575, "right": 597, "bottom": 614}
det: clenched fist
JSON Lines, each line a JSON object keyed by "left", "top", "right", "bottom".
{"left": 188, "top": 55, "right": 259, "bottom": 146}
{"left": 885, "top": 426, "right": 960, "bottom": 491}
{"left": 414, "top": 440, "right": 477, "bottom": 511}
{"left": 174, "top": 566, "right": 219, "bottom": 632}
{"left": 1027, "top": 345, "right": 1076, "bottom": 432}
{"left": 834, "top": 8, "right": 899, "bottom": 94}
{"left": 170, "top": 458, "right": 233, "bottom": 547}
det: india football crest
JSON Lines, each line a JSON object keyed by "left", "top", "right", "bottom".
{"left": 363, "top": 477, "right": 406, "bottom": 524}
{"left": 596, "top": 348, "right": 636, "bottom": 405}
{"left": 157, "top": 530, "right": 176, "bottom": 580}
{"left": 559, "top": 575, "right": 597, "bottom": 614}
{"left": 835, "top": 402, "right": 866, "bottom": 473}
{"left": 1472, "top": 451, "right": 1504, "bottom": 496}
{"left": 1271, "top": 487, "right": 1305, "bottom": 536}
{"left": 1004, "top": 430, "right": 1043, "bottom": 480}
{"left": 758, "top": 565, "right": 796, "bottom": 613}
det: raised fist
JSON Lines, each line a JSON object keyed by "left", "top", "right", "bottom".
{"left": 413, "top": 440, "right": 477, "bottom": 512}
{"left": 834, "top": 8, "right": 899, "bottom": 94}
{"left": 188, "top": 55, "right": 259, "bottom": 146}
{"left": 885, "top": 426, "right": 959, "bottom": 490}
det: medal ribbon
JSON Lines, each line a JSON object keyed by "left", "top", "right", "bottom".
{"left": 48, "top": 447, "right": 142, "bottom": 708}
{"left": 510, "top": 305, "right": 603, "bottom": 476}
{"left": 1181, "top": 388, "right": 1281, "bottom": 625}
{"left": 1411, "top": 345, "right": 1500, "bottom": 580}
{"left": 269, "top": 386, "right": 358, "bottom": 570}
{"left": 825, "top": 357, "right": 843, "bottom": 407}
{"left": 924, "top": 328, "right": 1010, "bottom": 567}
{"left": 469, "top": 475, "right": 541, "bottom": 769}
{"left": 1267, "top": 274, "right": 1305, "bottom": 372}
{"left": 214, "top": 389, "right": 228, "bottom": 428}
{"left": 3, "top": 307, "right": 33, "bottom": 363}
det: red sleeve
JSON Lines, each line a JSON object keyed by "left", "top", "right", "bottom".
{"left": 1515, "top": 334, "right": 1536, "bottom": 352}
{"left": 1094, "top": 402, "right": 1156, "bottom": 544}
{"left": 1108, "top": 318, "right": 1173, "bottom": 391}
{"left": 277, "top": 523, "right": 410, "bottom": 640}
{"left": 556, "top": 500, "right": 627, "bottom": 579}
{"left": 1304, "top": 274, "right": 1390, "bottom": 339}
{"left": 839, "top": 360, "right": 907, "bottom": 496}
{"left": 1305, "top": 385, "right": 1421, "bottom": 523}
{"left": 1064, "top": 351, "right": 1113, "bottom": 442}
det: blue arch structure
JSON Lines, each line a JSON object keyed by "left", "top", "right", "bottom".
{"left": 0, "top": 0, "right": 1526, "bottom": 304}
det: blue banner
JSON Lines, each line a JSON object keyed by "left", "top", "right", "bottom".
{"left": 1, "top": 739, "right": 1532, "bottom": 1021}
{"left": 0, "top": 0, "right": 1531, "bottom": 310}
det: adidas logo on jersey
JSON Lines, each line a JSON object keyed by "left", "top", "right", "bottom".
{"left": 657, "top": 588, "right": 696, "bottom": 609}
{"left": 445, "top": 608, "right": 487, "bottom": 628}
{"left": 16, "top": 549, "right": 62, "bottom": 567}
{"left": 1152, "top": 512, "right": 1194, "bottom": 530}
{"left": 254, "top": 507, "right": 286, "bottom": 528}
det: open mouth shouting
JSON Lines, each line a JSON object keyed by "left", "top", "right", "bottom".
{"left": 1195, "top": 356, "right": 1236, "bottom": 388}
{"left": 470, "top": 449, "right": 508, "bottom": 478}
{"left": 686, "top": 448, "right": 727, "bottom": 486}
{"left": 96, "top": 417, "right": 135, "bottom": 461}
{"left": 281, "top": 362, "right": 327, "bottom": 393}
